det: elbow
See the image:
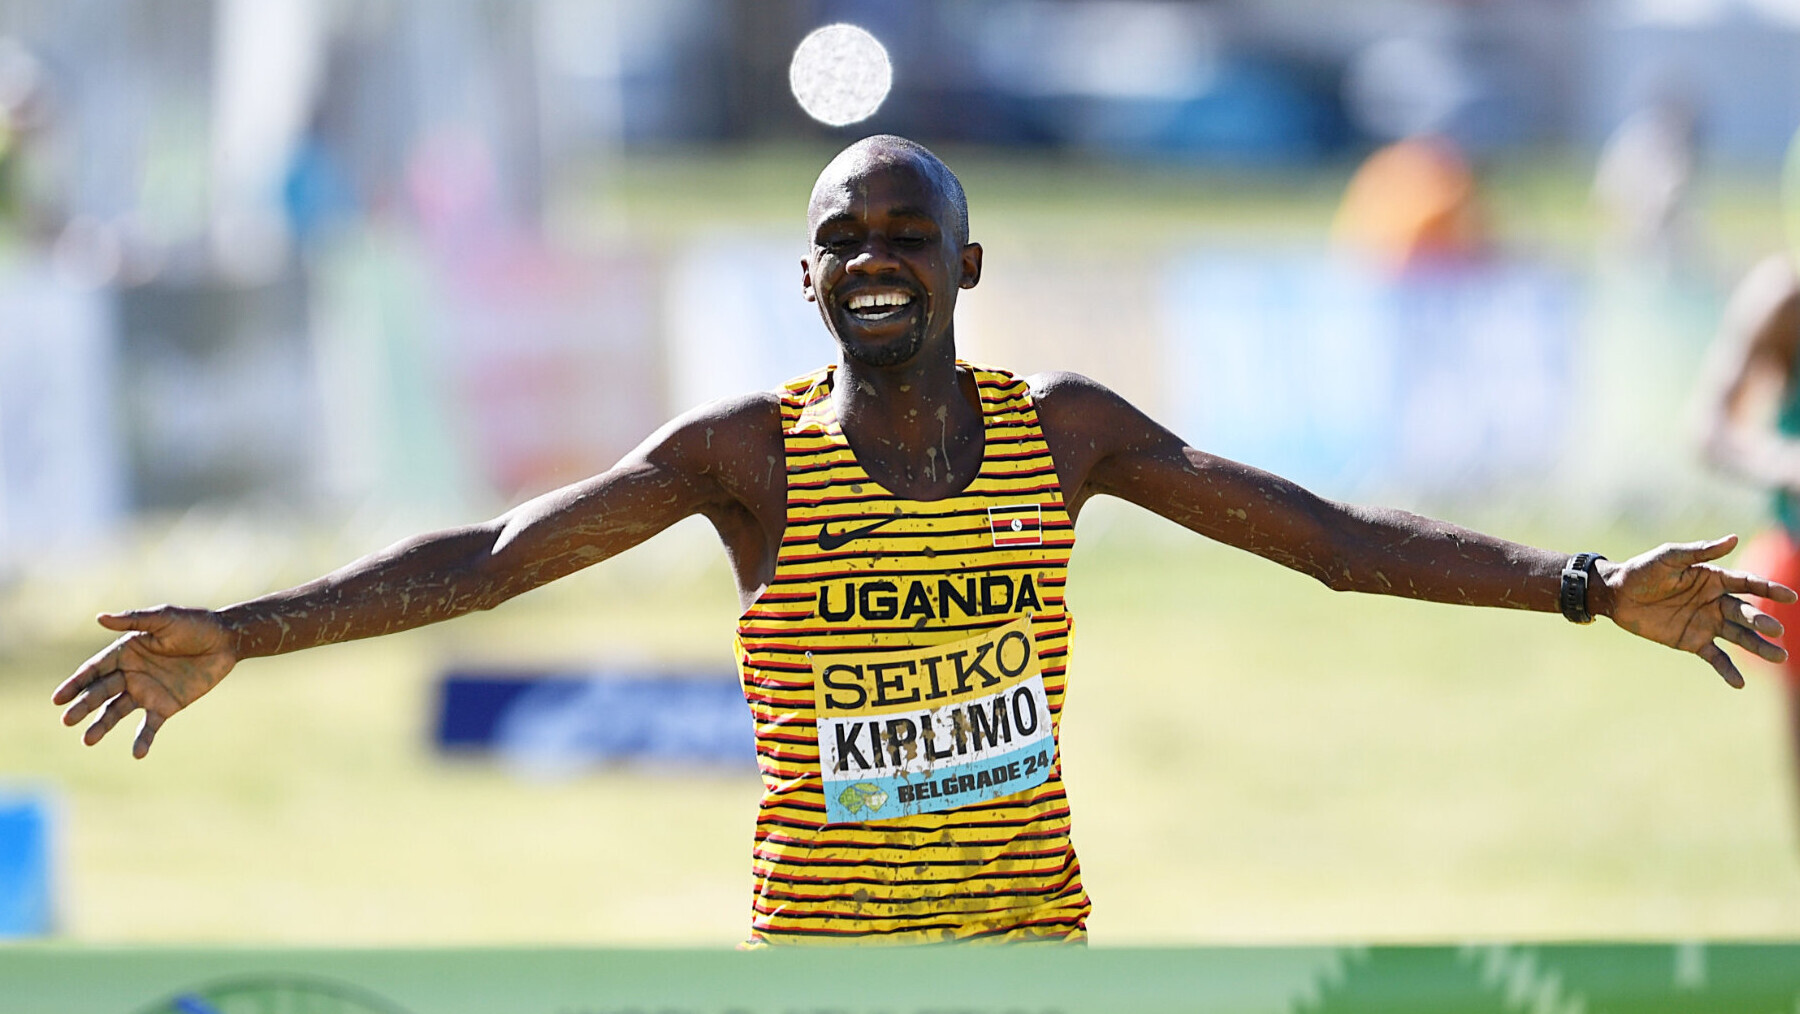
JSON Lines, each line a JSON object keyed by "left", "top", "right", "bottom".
{"left": 449, "top": 525, "right": 525, "bottom": 614}
{"left": 1310, "top": 553, "right": 1408, "bottom": 597}
{"left": 1313, "top": 564, "right": 1357, "bottom": 594}
{"left": 464, "top": 551, "right": 526, "bottom": 614}
{"left": 1296, "top": 513, "right": 1360, "bottom": 593}
{"left": 1301, "top": 526, "right": 1376, "bottom": 594}
{"left": 1262, "top": 541, "right": 1356, "bottom": 592}
{"left": 464, "top": 582, "right": 508, "bottom": 614}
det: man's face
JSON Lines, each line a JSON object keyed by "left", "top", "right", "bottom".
{"left": 803, "top": 156, "right": 980, "bottom": 369}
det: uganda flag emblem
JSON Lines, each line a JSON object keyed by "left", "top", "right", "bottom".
{"left": 987, "top": 504, "right": 1043, "bottom": 547}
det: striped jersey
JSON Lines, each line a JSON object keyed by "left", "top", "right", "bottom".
{"left": 735, "top": 361, "right": 1090, "bottom": 945}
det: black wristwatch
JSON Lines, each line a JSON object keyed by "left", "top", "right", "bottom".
{"left": 1560, "top": 552, "right": 1606, "bottom": 624}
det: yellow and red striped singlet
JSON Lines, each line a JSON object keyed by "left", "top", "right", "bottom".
{"left": 735, "top": 361, "right": 1090, "bottom": 945}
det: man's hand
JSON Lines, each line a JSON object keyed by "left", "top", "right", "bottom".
{"left": 1603, "top": 535, "right": 1799, "bottom": 688}
{"left": 52, "top": 607, "right": 239, "bottom": 758}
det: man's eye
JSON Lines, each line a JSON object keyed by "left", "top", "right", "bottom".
{"left": 893, "top": 234, "right": 927, "bottom": 246}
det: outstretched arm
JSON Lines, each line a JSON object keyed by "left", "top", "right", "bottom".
{"left": 53, "top": 394, "right": 782, "bottom": 757}
{"left": 1032, "top": 371, "right": 1796, "bottom": 688}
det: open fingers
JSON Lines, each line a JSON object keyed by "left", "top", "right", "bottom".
{"left": 1715, "top": 616, "right": 1787, "bottom": 664}
{"left": 1714, "top": 567, "right": 1800, "bottom": 605}
{"left": 1661, "top": 535, "right": 1738, "bottom": 569}
{"left": 133, "top": 711, "right": 165, "bottom": 760}
{"left": 1695, "top": 641, "right": 1746, "bottom": 689}
{"left": 61, "top": 672, "right": 124, "bottom": 726}
{"left": 54, "top": 639, "right": 125, "bottom": 705}
{"left": 97, "top": 608, "right": 173, "bottom": 634}
{"left": 84, "top": 692, "right": 139, "bottom": 746}
{"left": 1722, "top": 595, "right": 1784, "bottom": 639}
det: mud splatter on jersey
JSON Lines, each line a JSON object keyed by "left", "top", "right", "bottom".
{"left": 736, "top": 362, "right": 1088, "bottom": 945}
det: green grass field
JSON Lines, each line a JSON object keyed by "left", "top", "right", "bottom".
{"left": 5, "top": 502, "right": 1799, "bottom": 946}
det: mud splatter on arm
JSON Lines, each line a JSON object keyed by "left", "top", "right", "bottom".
{"left": 1031, "top": 370, "right": 1565, "bottom": 612}
{"left": 218, "top": 392, "right": 785, "bottom": 659}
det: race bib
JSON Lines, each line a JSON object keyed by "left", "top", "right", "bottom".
{"left": 813, "top": 617, "right": 1054, "bottom": 824}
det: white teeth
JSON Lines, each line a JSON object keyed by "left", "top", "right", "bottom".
{"left": 848, "top": 291, "right": 911, "bottom": 310}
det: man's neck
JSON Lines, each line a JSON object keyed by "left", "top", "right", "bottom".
{"left": 834, "top": 348, "right": 985, "bottom": 500}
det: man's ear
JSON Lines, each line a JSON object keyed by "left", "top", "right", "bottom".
{"left": 801, "top": 256, "right": 816, "bottom": 302}
{"left": 959, "top": 242, "right": 983, "bottom": 289}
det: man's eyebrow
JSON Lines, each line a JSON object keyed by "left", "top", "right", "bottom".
{"left": 813, "top": 207, "right": 940, "bottom": 232}
{"left": 884, "top": 206, "right": 938, "bottom": 223}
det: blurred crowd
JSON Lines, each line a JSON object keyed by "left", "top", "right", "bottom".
{"left": 3, "top": 0, "right": 1800, "bottom": 569}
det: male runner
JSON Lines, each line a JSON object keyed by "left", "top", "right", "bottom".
{"left": 56, "top": 135, "right": 1797, "bottom": 944}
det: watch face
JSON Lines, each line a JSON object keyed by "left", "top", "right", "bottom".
{"left": 137, "top": 977, "right": 410, "bottom": 1014}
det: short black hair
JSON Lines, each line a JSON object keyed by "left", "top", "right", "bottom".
{"left": 812, "top": 135, "right": 970, "bottom": 245}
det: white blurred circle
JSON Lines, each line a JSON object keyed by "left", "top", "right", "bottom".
{"left": 789, "top": 24, "right": 892, "bottom": 127}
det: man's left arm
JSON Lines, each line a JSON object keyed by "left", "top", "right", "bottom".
{"left": 1030, "top": 371, "right": 1797, "bottom": 687}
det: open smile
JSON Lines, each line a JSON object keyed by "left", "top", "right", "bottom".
{"left": 842, "top": 288, "right": 916, "bottom": 324}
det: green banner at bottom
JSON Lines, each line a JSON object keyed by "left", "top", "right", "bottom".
{"left": 2, "top": 942, "right": 1796, "bottom": 1014}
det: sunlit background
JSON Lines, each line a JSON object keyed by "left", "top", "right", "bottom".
{"left": 4, "top": 0, "right": 1800, "bottom": 947}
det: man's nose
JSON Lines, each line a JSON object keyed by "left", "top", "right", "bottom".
{"left": 847, "top": 236, "right": 898, "bottom": 272}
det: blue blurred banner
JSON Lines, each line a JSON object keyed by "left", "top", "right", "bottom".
{"left": 434, "top": 670, "right": 755, "bottom": 774}
{"left": 0, "top": 788, "right": 54, "bottom": 938}
{"left": 3, "top": 943, "right": 1797, "bottom": 1014}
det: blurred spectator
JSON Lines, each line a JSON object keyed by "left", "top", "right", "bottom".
{"left": 1331, "top": 134, "right": 1487, "bottom": 274}
{"left": 1593, "top": 92, "right": 1701, "bottom": 276}
{"left": 1697, "top": 250, "right": 1800, "bottom": 836}
{"left": 0, "top": 38, "right": 63, "bottom": 246}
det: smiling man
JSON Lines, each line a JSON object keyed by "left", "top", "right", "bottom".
{"left": 55, "top": 135, "right": 1797, "bottom": 946}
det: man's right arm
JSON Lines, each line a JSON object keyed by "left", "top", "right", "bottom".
{"left": 53, "top": 392, "right": 782, "bottom": 757}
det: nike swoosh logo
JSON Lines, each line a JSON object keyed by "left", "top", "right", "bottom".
{"left": 817, "top": 515, "right": 901, "bottom": 551}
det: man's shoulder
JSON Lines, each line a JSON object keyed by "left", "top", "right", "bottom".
{"left": 653, "top": 389, "right": 785, "bottom": 466}
{"left": 693, "top": 388, "right": 785, "bottom": 428}
{"left": 1021, "top": 369, "right": 1102, "bottom": 396}
{"left": 1021, "top": 369, "right": 1127, "bottom": 419}
{"left": 1021, "top": 369, "right": 1171, "bottom": 457}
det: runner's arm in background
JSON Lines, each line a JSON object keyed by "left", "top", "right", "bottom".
{"left": 1031, "top": 370, "right": 1796, "bottom": 688}
{"left": 53, "top": 394, "right": 783, "bottom": 758}
{"left": 1699, "top": 254, "right": 1800, "bottom": 491}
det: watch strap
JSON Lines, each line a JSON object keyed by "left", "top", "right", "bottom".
{"left": 1560, "top": 552, "right": 1606, "bottom": 624}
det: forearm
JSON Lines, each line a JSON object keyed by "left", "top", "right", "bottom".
{"left": 211, "top": 457, "right": 713, "bottom": 659}
{"left": 1100, "top": 449, "right": 1581, "bottom": 614}
{"left": 1054, "top": 384, "right": 1596, "bottom": 616}
{"left": 1306, "top": 503, "right": 1576, "bottom": 613}
{"left": 214, "top": 523, "right": 532, "bottom": 659}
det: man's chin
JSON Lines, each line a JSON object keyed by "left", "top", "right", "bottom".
{"left": 836, "top": 329, "right": 925, "bottom": 368}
